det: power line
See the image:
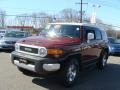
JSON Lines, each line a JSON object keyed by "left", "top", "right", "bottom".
{"left": 0, "top": 14, "right": 50, "bottom": 18}
{"left": 0, "top": 13, "right": 120, "bottom": 29}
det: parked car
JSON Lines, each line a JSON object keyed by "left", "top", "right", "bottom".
{"left": 0, "top": 30, "right": 30, "bottom": 50}
{"left": 108, "top": 37, "right": 120, "bottom": 55}
{"left": 11, "top": 23, "right": 109, "bottom": 86}
{"left": 0, "top": 29, "right": 21, "bottom": 38}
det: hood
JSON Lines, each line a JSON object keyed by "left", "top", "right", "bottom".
{"left": 17, "top": 36, "right": 80, "bottom": 48}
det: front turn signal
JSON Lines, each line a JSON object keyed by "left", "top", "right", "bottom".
{"left": 47, "top": 49, "right": 64, "bottom": 55}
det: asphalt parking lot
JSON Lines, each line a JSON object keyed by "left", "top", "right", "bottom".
{"left": 0, "top": 51, "right": 120, "bottom": 90}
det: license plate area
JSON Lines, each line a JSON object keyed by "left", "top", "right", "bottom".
{"left": 19, "top": 58, "right": 28, "bottom": 64}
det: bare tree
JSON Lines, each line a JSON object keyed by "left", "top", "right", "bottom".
{"left": 31, "top": 13, "right": 38, "bottom": 28}
{"left": 60, "top": 8, "right": 83, "bottom": 22}
{"left": 16, "top": 14, "right": 30, "bottom": 26}
{"left": 31, "top": 12, "right": 52, "bottom": 28}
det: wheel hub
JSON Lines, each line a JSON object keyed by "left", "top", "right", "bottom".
{"left": 102, "top": 54, "right": 107, "bottom": 66}
{"left": 67, "top": 64, "right": 77, "bottom": 82}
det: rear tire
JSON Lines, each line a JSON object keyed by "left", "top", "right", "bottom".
{"left": 60, "top": 58, "right": 79, "bottom": 87}
{"left": 97, "top": 51, "right": 108, "bottom": 69}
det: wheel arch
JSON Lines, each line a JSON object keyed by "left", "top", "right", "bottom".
{"left": 63, "top": 53, "right": 82, "bottom": 69}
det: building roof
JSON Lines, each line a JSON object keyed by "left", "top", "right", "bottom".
{"left": 7, "top": 26, "right": 33, "bottom": 29}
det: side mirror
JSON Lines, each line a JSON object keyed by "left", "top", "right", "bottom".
{"left": 87, "top": 33, "right": 94, "bottom": 43}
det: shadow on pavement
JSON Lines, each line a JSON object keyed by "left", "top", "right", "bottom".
{"left": 110, "top": 54, "right": 120, "bottom": 57}
{"left": 0, "top": 49, "right": 13, "bottom": 53}
{"left": 32, "top": 64, "right": 120, "bottom": 90}
{"left": 22, "top": 71, "right": 42, "bottom": 77}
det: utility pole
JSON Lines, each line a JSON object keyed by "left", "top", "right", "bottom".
{"left": 0, "top": 12, "right": 6, "bottom": 28}
{"left": 80, "top": 0, "right": 83, "bottom": 23}
{"left": 1, "top": 14, "right": 5, "bottom": 28}
{"left": 75, "top": 0, "right": 88, "bottom": 23}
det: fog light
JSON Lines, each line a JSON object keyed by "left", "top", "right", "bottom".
{"left": 43, "top": 64, "right": 60, "bottom": 71}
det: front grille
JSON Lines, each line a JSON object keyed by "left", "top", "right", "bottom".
{"left": 114, "top": 49, "right": 120, "bottom": 52}
{"left": 5, "top": 41, "right": 16, "bottom": 44}
{"left": 115, "top": 47, "right": 120, "bottom": 48}
{"left": 20, "top": 46, "right": 38, "bottom": 54}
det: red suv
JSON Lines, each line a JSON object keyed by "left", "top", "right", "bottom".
{"left": 11, "top": 23, "right": 109, "bottom": 86}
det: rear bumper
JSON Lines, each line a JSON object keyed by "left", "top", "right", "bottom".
{"left": 11, "top": 51, "right": 62, "bottom": 74}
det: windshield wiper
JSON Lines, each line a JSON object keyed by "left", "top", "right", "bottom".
{"left": 61, "top": 34, "right": 73, "bottom": 38}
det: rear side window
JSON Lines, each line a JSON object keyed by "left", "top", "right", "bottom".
{"left": 95, "top": 28, "right": 102, "bottom": 40}
{"left": 102, "top": 30, "right": 108, "bottom": 41}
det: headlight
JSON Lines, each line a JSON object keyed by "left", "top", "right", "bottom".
{"left": 111, "top": 47, "right": 114, "bottom": 50}
{"left": 15, "top": 43, "right": 19, "bottom": 51}
{"left": 39, "top": 47, "right": 47, "bottom": 57}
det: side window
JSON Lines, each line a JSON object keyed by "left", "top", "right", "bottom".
{"left": 95, "top": 28, "right": 102, "bottom": 40}
{"left": 84, "top": 26, "right": 95, "bottom": 41}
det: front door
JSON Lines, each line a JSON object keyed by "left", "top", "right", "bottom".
{"left": 81, "top": 26, "right": 98, "bottom": 64}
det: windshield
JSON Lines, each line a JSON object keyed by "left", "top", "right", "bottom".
{"left": 5, "top": 31, "right": 25, "bottom": 38}
{"left": 40, "top": 24, "right": 80, "bottom": 38}
{"left": 108, "top": 38, "right": 120, "bottom": 44}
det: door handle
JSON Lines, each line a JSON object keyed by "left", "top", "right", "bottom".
{"left": 94, "top": 42, "right": 99, "bottom": 45}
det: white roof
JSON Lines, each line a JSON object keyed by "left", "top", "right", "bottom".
{"left": 49, "top": 22, "right": 84, "bottom": 25}
{"left": 49, "top": 22, "right": 98, "bottom": 27}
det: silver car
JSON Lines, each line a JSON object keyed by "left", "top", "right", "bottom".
{"left": 0, "top": 30, "right": 7, "bottom": 38}
{"left": 0, "top": 30, "right": 30, "bottom": 49}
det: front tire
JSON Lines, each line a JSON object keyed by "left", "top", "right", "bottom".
{"left": 60, "top": 58, "right": 79, "bottom": 87}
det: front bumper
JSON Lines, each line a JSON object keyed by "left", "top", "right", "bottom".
{"left": 0, "top": 44, "right": 14, "bottom": 49}
{"left": 109, "top": 48, "right": 120, "bottom": 55}
{"left": 11, "top": 51, "right": 62, "bottom": 74}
